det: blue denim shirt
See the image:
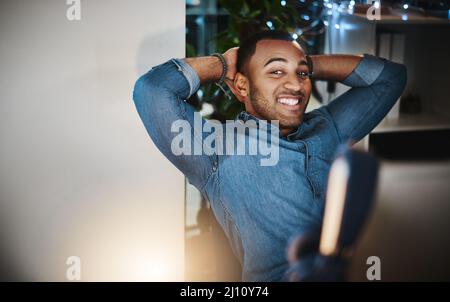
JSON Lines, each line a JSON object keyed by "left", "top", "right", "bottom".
{"left": 132, "top": 55, "right": 406, "bottom": 281}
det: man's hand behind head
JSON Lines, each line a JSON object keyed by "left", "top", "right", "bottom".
{"left": 223, "top": 47, "right": 239, "bottom": 81}
{"left": 223, "top": 47, "right": 242, "bottom": 101}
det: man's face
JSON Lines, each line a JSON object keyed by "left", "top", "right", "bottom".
{"left": 243, "top": 39, "right": 312, "bottom": 135}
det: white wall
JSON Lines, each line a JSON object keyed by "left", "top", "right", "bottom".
{"left": 0, "top": 0, "right": 186, "bottom": 281}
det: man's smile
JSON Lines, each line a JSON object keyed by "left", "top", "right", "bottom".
{"left": 276, "top": 95, "right": 305, "bottom": 111}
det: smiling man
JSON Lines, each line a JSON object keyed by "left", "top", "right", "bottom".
{"left": 233, "top": 36, "right": 314, "bottom": 137}
{"left": 133, "top": 31, "right": 407, "bottom": 281}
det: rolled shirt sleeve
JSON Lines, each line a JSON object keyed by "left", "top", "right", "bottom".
{"left": 321, "top": 54, "right": 407, "bottom": 144}
{"left": 171, "top": 58, "right": 201, "bottom": 99}
{"left": 132, "top": 59, "right": 216, "bottom": 191}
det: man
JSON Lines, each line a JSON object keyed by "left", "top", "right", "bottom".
{"left": 133, "top": 31, "right": 406, "bottom": 281}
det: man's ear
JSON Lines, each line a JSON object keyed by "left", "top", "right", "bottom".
{"left": 225, "top": 72, "right": 248, "bottom": 103}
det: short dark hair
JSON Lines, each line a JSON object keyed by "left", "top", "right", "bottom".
{"left": 237, "top": 30, "right": 302, "bottom": 75}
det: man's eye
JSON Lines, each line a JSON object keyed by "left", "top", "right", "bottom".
{"left": 297, "top": 71, "right": 309, "bottom": 77}
{"left": 270, "top": 70, "right": 283, "bottom": 75}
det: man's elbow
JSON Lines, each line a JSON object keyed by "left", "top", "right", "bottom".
{"left": 132, "top": 72, "right": 161, "bottom": 111}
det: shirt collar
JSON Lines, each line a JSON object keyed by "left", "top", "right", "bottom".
{"left": 236, "top": 111, "right": 259, "bottom": 123}
{"left": 286, "top": 122, "right": 304, "bottom": 141}
{"left": 236, "top": 111, "right": 303, "bottom": 140}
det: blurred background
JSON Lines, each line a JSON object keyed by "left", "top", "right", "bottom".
{"left": 184, "top": 0, "right": 450, "bottom": 281}
{"left": 0, "top": 0, "right": 449, "bottom": 282}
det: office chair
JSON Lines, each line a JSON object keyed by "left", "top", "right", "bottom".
{"left": 285, "top": 145, "right": 380, "bottom": 281}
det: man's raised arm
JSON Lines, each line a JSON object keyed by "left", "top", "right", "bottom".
{"left": 311, "top": 54, "right": 407, "bottom": 144}
{"left": 132, "top": 51, "right": 235, "bottom": 191}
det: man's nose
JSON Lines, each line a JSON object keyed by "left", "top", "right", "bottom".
{"left": 283, "top": 74, "right": 303, "bottom": 92}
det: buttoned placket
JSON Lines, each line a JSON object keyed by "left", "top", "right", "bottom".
{"left": 297, "top": 140, "right": 318, "bottom": 200}
{"left": 287, "top": 125, "right": 319, "bottom": 200}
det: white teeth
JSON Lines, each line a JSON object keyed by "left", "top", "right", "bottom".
{"left": 277, "top": 98, "right": 299, "bottom": 106}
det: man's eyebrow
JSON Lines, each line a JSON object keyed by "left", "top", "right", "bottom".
{"left": 263, "top": 57, "right": 308, "bottom": 67}
{"left": 264, "top": 57, "right": 288, "bottom": 67}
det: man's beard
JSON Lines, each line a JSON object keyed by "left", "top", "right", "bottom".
{"left": 248, "top": 84, "right": 306, "bottom": 130}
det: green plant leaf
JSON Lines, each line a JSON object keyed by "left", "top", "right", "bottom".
{"left": 186, "top": 43, "right": 196, "bottom": 57}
